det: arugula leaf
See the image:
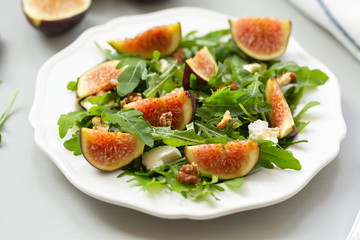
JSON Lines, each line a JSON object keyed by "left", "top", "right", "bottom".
{"left": 180, "top": 29, "right": 230, "bottom": 48}
{"left": 295, "top": 66, "right": 328, "bottom": 86}
{"left": 116, "top": 59, "right": 147, "bottom": 97}
{"left": 224, "top": 177, "right": 244, "bottom": 188}
{"left": 294, "top": 101, "right": 320, "bottom": 122}
{"left": 258, "top": 140, "right": 301, "bottom": 170}
{"left": 143, "top": 60, "right": 179, "bottom": 98}
{"left": 63, "top": 132, "right": 82, "bottom": 155}
{"left": 67, "top": 80, "right": 78, "bottom": 91}
{"left": 197, "top": 88, "right": 243, "bottom": 120}
{"left": 0, "top": 91, "right": 18, "bottom": 144}
{"left": 102, "top": 109, "right": 154, "bottom": 147}
{"left": 151, "top": 124, "right": 205, "bottom": 147}
{"left": 57, "top": 110, "right": 88, "bottom": 138}
{"left": 120, "top": 162, "right": 224, "bottom": 200}
{"left": 88, "top": 91, "right": 118, "bottom": 105}
{"left": 95, "top": 42, "right": 117, "bottom": 60}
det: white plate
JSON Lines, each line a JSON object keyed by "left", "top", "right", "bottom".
{"left": 29, "top": 7, "right": 346, "bottom": 220}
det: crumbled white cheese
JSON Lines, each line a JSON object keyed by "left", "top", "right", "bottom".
{"left": 243, "top": 63, "right": 261, "bottom": 73}
{"left": 171, "top": 87, "right": 184, "bottom": 94}
{"left": 142, "top": 146, "right": 182, "bottom": 170}
{"left": 159, "top": 59, "right": 171, "bottom": 73}
{"left": 248, "top": 119, "right": 280, "bottom": 143}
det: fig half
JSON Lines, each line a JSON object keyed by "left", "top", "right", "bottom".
{"left": 80, "top": 128, "right": 145, "bottom": 171}
{"left": 185, "top": 140, "right": 260, "bottom": 180}
{"left": 76, "top": 60, "right": 125, "bottom": 100}
{"left": 265, "top": 77, "right": 298, "bottom": 139}
{"left": 108, "top": 22, "right": 182, "bottom": 59}
{"left": 182, "top": 46, "right": 218, "bottom": 90}
{"left": 230, "top": 17, "right": 291, "bottom": 61}
{"left": 123, "top": 91, "right": 195, "bottom": 130}
{"left": 22, "top": 0, "right": 92, "bottom": 35}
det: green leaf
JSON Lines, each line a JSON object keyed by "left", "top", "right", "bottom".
{"left": 63, "top": 132, "right": 82, "bottom": 155}
{"left": 88, "top": 91, "right": 117, "bottom": 105}
{"left": 295, "top": 66, "right": 328, "bottom": 86}
{"left": 143, "top": 61, "right": 178, "bottom": 98}
{"left": 197, "top": 88, "right": 243, "bottom": 120}
{"left": 258, "top": 140, "right": 301, "bottom": 170}
{"left": 116, "top": 59, "right": 147, "bottom": 97}
{"left": 102, "top": 109, "right": 154, "bottom": 147}
{"left": 294, "top": 101, "right": 320, "bottom": 122}
{"left": 223, "top": 178, "right": 244, "bottom": 188}
{"left": 296, "top": 121, "right": 311, "bottom": 133}
{"left": 57, "top": 110, "right": 88, "bottom": 138}
{"left": 0, "top": 91, "right": 18, "bottom": 129}
{"left": 151, "top": 124, "right": 205, "bottom": 147}
{"left": 95, "top": 41, "right": 117, "bottom": 60}
{"left": 67, "top": 80, "right": 78, "bottom": 91}
{"left": 180, "top": 29, "right": 230, "bottom": 48}
{"left": 152, "top": 50, "right": 161, "bottom": 61}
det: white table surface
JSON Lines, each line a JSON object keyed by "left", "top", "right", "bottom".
{"left": 0, "top": 0, "right": 359, "bottom": 239}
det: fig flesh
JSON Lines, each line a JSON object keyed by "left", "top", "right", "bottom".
{"left": 182, "top": 46, "right": 218, "bottom": 90}
{"left": 76, "top": 60, "right": 125, "bottom": 100}
{"left": 22, "top": 0, "right": 92, "bottom": 35}
{"left": 230, "top": 17, "right": 291, "bottom": 61}
{"left": 123, "top": 91, "right": 195, "bottom": 130}
{"left": 108, "top": 22, "right": 182, "bottom": 59}
{"left": 265, "top": 77, "right": 298, "bottom": 139}
{"left": 79, "top": 128, "right": 144, "bottom": 171}
{"left": 185, "top": 140, "right": 260, "bottom": 180}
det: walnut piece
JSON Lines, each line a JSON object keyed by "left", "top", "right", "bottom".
{"left": 177, "top": 162, "right": 201, "bottom": 185}
{"left": 159, "top": 112, "right": 173, "bottom": 127}
{"left": 120, "top": 92, "right": 143, "bottom": 106}
{"left": 217, "top": 110, "right": 232, "bottom": 130}
{"left": 277, "top": 72, "right": 297, "bottom": 87}
{"left": 92, "top": 117, "right": 109, "bottom": 131}
{"left": 213, "top": 82, "right": 239, "bottom": 91}
{"left": 171, "top": 48, "right": 185, "bottom": 63}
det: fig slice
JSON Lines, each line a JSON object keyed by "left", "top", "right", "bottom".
{"left": 76, "top": 60, "right": 125, "bottom": 100}
{"left": 182, "top": 46, "right": 218, "bottom": 90}
{"left": 22, "top": 0, "right": 92, "bottom": 35}
{"left": 265, "top": 77, "right": 298, "bottom": 139}
{"left": 108, "top": 22, "right": 182, "bottom": 59}
{"left": 230, "top": 17, "right": 291, "bottom": 61}
{"left": 185, "top": 140, "right": 260, "bottom": 180}
{"left": 79, "top": 128, "right": 145, "bottom": 171}
{"left": 123, "top": 91, "right": 195, "bottom": 130}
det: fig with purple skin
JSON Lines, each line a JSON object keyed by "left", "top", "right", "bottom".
{"left": 22, "top": 0, "right": 92, "bottom": 35}
{"left": 230, "top": 17, "right": 291, "bottom": 61}
{"left": 76, "top": 60, "right": 125, "bottom": 100}
{"left": 185, "top": 140, "right": 260, "bottom": 180}
{"left": 108, "top": 23, "right": 182, "bottom": 59}
{"left": 79, "top": 128, "right": 144, "bottom": 171}
{"left": 182, "top": 46, "right": 218, "bottom": 90}
{"left": 123, "top": 91, "right": 195, "bottom": 130}
{"left": 265, "top": 77, "right": 298, "bottom": 139}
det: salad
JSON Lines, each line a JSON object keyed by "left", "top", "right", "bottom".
{"left": 57, "top": 17, "right": 328, "bottom": 200}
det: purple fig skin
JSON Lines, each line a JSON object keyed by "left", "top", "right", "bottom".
{"left": 24, "top": 10, "right": 88, "bottom": 35}
{"left": 284, "top": 125, "right": 299, "bottom": 139}
{"left": 22, "top": 0, "right": 91, "bottom": 35}
{"left": 182, "top": 62, "right": 210, "bottom": 90}
{"left": 185, "top": 90, "right": 196, "bottom": 123}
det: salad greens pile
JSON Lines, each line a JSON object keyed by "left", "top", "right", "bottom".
{"left": 58, "top": 28, "right": 328, "bottom": 200}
